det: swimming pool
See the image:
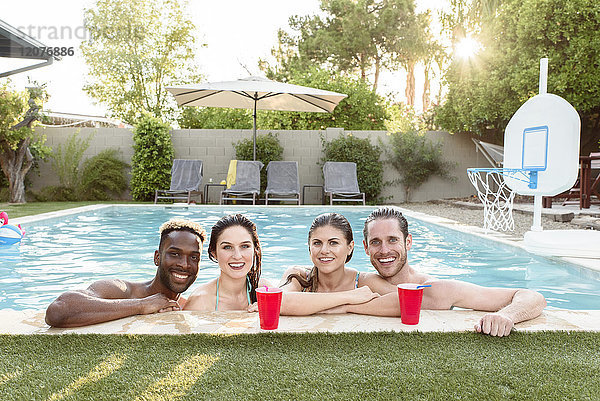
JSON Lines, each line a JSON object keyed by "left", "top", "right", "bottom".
{"left": 1, "top": 205, "right": 599, "bottom": 310}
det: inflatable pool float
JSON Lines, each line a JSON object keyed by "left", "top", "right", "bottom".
{"left": 0, "top": 211, "right": 25, "bottom": 246}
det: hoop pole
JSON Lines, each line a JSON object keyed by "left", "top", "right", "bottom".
{"left": 530, "top": 58, "right": 548, "bottom": 232}
{"left": 531, "top": 194, "right": 543, "bottom": 232}
{"left": 539, "top": 58, "right": 548, "bottom": 95}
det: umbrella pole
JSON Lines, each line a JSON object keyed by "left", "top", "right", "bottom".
{"left": 253, "top": 100, "right": 257, "bottom": 161}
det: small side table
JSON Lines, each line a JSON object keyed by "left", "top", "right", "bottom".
{"left": 204, "top": 183, "right": 226, "bottom": 204}
{"left": 302, "top": 185, "right": 324, "bottom": 205}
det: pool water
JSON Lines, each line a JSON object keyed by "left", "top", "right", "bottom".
{"left": 1, "top": 205, "right": 599, "bottom": 310}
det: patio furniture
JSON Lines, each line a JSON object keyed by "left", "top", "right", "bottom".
{"left": 204, "top": 182, "right": 226, "bottom": 204}
{"left": 302, "top": 184, "right": 325, "bottom": 205}
{"left": 220, "top": 160, "right": 263, "bottom": 205}
{"left": 323, "top": 161, "right": 365, "bottom": 205}
{"left": 552, "top": 152, "right": 600, "bottom": 208}
{"left": 264, "top": 161, "right": 300, "bottom": 205}
{"left": 154, "top": 159, "right": 203, "bottom": 204}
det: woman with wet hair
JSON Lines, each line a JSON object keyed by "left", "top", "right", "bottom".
{"left": 275, "top": 213, "right": 379, "bottom": 315}
{"left": 184, "top": 214, "right": 269, "bottom": 311}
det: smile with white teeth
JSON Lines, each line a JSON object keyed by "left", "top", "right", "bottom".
{"left": 319, "top": 257, "right": 334, "bottom": 262}
{"left": 229, "top": 263, "right": 245, "bottom": 268}
{"left": 378, "top": 257, "right": 396, "bottom": 263}
{"left": 172, "top": 272, "right": 189, "bottom": 280}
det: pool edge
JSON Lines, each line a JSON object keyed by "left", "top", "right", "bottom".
{"left": 2, "top": 309, "right": 599, "bottom": 335}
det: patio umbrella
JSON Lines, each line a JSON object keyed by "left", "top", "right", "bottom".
{"left": 167, "top": 76, "right": 348, "bottom": 160}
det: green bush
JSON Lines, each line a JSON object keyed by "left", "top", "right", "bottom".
{"left": 321, "top": 134, "right": 383, "bottom": 203}
{"left": 51, "top": 130, "right": 93, "bottom": 189}
{"left": 233, "top": 133, "right": 284, "bottom": 194}
{"left": 32, "top": 185, "right": 78, "bottom": 202}
{"left": 0, "top": 173, "right": 8, "bottom": 201}
{"left": 79, "top": 149, "right": 130, "bottom": 200}
{"left": 0, "top": 188, "right": 9, "bottom": 202}
{"left": 130, "top": 113, "right": 174, "bottom": 201}
{"left": 33, "top": 130, "right": 94, "bottom": 201}
{"left": 383, "top": 130, "right": 454, "bottom": 202}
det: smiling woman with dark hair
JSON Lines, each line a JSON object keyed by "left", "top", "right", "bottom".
{"left": 273, "top": 213, "right": 380, "bottom": 315}
{"left": 184, "top": 214, "right": 270, "bottom": 311}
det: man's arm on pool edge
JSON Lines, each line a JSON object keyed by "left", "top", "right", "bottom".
{"left": 45, "top": 280, "right": 180, "bottom": 328}
{"left": 328, "top": 282, "right": 547, "bottom": 337}
{"left": 433, "top": 280, "right": 547, "bottom": 336}
{"left": 471, "top": 287, "right": 547, "bottom": 337}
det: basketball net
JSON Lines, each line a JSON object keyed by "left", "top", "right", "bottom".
{"left": 467, "top": 169, "right": 517, "bottom": 231}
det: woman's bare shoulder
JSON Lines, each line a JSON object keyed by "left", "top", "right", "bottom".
{"left": 183, "top": 279, "right": 217, "bottom": 311}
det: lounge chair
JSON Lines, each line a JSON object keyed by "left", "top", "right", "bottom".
{"left": 154, "top": 159, "right": 203, "bottom": 204}
{"left": 264, "top": 161, "right": 300, "bottom": 205}
{"left": 323, "top": 161, "right": 366, "bottom": 205}
{"left": 472, "top": 138, "right": 503, "bottom": 167}
{"left": 220, "top": 160, "right": 263, "bottom": 205}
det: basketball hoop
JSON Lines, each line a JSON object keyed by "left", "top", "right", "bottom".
{"left": 467, "top": 168, "right": 532, "bottom": 231}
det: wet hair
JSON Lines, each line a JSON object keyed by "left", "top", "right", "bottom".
{"left": 362, "top": 206, "right": 409, "bottom": 242}
{"left": 159, "top": 218, "right": 206, "bottom": 250}
{"left": 284, "top": 213, "right": 353, "bottom": 292}
{"left": 207, "top": 214, "right": 262, "bottom": 303}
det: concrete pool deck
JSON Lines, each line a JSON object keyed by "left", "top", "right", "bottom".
{"left": 2, "top": 309, "right": 599, "bottom": 335}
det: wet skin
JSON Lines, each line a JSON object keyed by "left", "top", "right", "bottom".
{"left": 213, "top": 226, "right": 255, "bottom": 280}
{"left": 155, "top": 230, "right": 202, "bottom": 296}
{"left": 363, "top": 219, "right": 412, "bottom": 282}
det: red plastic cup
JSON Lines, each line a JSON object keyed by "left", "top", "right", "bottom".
{"left": 256, "top": 287, "right": 283, "bottom": 330}
{"left": 397, "top": 284, "right": 425, "bottom": 325}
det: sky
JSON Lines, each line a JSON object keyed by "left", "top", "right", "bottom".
{"left": 2, "top": 0, "right": 446, "bottom": 118}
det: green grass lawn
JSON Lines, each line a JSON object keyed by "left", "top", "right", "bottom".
{"left": 1, "top": 332, "right": 598, "bottom": 400}
{"left": 0, "top": 201, "right": 146, "bottom": 219}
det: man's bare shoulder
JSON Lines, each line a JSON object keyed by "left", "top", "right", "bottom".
{"left": 86, "top": 279, "right": 147, "bottom": 299}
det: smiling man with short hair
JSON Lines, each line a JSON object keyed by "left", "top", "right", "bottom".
{"left": 356, "top": 206, "right": 547, "bottom": 337}
{"left": 45, "top": 218, "right": 206, "bottom": 328}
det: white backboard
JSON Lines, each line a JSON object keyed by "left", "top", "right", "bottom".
{"left": 504, "top": 93, "right": 580, "bottom": 196}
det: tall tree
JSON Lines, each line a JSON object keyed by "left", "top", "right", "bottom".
{"left": 395, "top": 11, "right": 431, "bottom": 108}
{"left": 435, "top": 0, "right": 600, "bottom": 152}
{"left": 0, "top": 83, "right": 51, "bottom": 203}
{"left": 258, "top": 66, "right": 389, "bottom": 130}
{"left": 286, "top": 0, "right": 418, "bottom": 91}
{"left": 81, "top": 0, "right": 201, "bottom": 124}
